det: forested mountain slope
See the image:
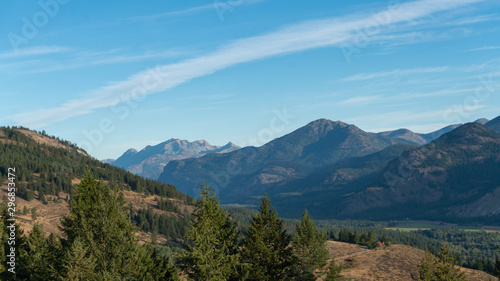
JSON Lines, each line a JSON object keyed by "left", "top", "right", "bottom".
{"left": 159, "top": 119, "right": 404, "bottom": 202}
{"left": 339, "top": 122, "right": 500, "bottom": 222}
{"left": 0, "top": 126, "right": 194, "bottom": 244}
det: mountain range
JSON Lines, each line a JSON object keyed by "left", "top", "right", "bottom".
{"left": 108, "top": 138, "right": 240, "bottom": 179}
{"left": 159, "top": 119, "right": 403, "bottom": 201}
{"left": 156, "top": 116, "right": 500, "bottom": 222}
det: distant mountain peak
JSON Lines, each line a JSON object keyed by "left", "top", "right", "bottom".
{"left": 433, "top": 122, "right": 499, "bottom": 145}
{"left": 110, "top": 138, "right": 240, "bottom": 180}
{"left": 124, "top": 148, "right": 138, "bottom": 155}
{"left": 377, "top": 128, "right": 427, "bottom": 145}
{"left": 221, "top": 141, "right": 238, "bottom": 148}
{"left": 307, "top": 118, "right": 348, "bottom": 127}
{"left": 474, "top": 118, "right": 490, "bottom": 125}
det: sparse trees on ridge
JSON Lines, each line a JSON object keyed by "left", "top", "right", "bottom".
{"left": 413, "top": 244, "right": 466, "bottom": 281}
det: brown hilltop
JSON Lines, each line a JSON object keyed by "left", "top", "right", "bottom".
{"left": 321, "top": 241, "right": 496, "bottom": 281}
{"left": 14, "top": 128, "right": 88, "bottom": 155}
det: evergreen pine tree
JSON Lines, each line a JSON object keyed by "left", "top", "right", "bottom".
{"left": 60, "top": 172, "right": 174, "bottom": 280}
{"left": 338, "top": 229, "right": 349, "bottom": 243}
{"left": 365, "top": 231, "right": 377, "bottom": 249}
{"left": 324, "top": 259, "right": 343, "bottom": 281}
{"left": 179, "top": 182, "right": 239, "bottom": 280}
{"left": 413, "top": 245, "right": 466, "bottom": 281}
{"left": 241, "top": 194, "right": 296, "bottom": 280}
{"left": 293, "top": 209, "right": 329, "bottom": 279}
{"left": 348, "top": 230, "right": 360, "bottom": 244}
{"left": 151, "top": 229, "right": 158, "bottom": 245}
{"left": 141, "top": 244, "right": 180, "bottom": 281}
{"left": 45, "top": 233, "right": 64, "bottom": 279}
{"left": 31, "top": 207, "right": 37, "bottom": 220}
{"left": 17, "top": 223, "right": 57, "bottom": 280}
{"left": 0, "top": 203, "right": 26, "bottom": 280}
{"left": 495, "top": 255, "right": 499, "bottom": 281}
{"left": 63, "top": 236, "right": 99, "bottom": 280}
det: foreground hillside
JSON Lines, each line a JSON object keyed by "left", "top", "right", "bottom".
{"left": 0, "top": 126, "right": 194, "bottom": 244}
{"left": 324, "top": 241, "right": 496, "bottom": 281}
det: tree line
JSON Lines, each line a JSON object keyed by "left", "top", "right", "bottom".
{"left": 1, "top": 174, "right": 498, "bottom": 280}
{"left": 0, "top": 126, "right": 192, "bottom": 203}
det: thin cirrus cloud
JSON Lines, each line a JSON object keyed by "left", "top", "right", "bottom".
{"left": 339, "top": 95, "right": 383, "bottom": 106}
{"left": 341, "top": 66, "right": 449, "bottom": 81}
{"left": 127, "top": 0, "right": 267, "bottom": 21}
{"left": 468, "top": 46, "right": 500, "bottom": 51}
{"left": 3, "top": 49, "right": 192, "bottom": 74}
{"left": 0, "top": 46, "right": 70, "bottom": 59}
{"left": 13, "top": 0, "right": 485, "bottom": 128}
{"left": 348, "top": 105, "right": 486, "bottom": 133}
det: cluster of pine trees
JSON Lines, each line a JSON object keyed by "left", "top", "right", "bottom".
{"left": 332, "top": 229, "right": 379, "bottom": 249}
{"left": 0, "top": 173, "right": 177, "bottom": 280}
{"left": 131, "top": 205, "right": 190, "bottom": 244}
{"left": 178, "top": 182, "right": 344, "bottom": 280}
{"left": 1, "top": 173, "right": 498, "bottom": 280}
{"left": 0, "top": 175, "right": 345, "bottom": 280}
{"left": 0, "top": 126, "right": 192, "bottom": 203}
{"left": 413, "top": 245, "right": 467, "bottom": 281}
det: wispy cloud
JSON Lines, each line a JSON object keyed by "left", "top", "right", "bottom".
{"left": 0, "top": 46, "right": 70, "bottom": 59}
{"left": 341, "top": 66, "right": 449, "bottom": 81}
{"left": 2, "top": 49, "right": 192, "bottom": 74}
{"left": 339, "top": 95, "right": 383, "bottom": 106}
{"left": 127, "top": 4, "right": 214, "bottom": 21}
{"left": 394, "top": 87, "right": 474, "bottom": 99}
{"left": 13, "top": 0, "right": 485, "bottom": 128}
{"left": 446, "top": 14, "right": 500, "bottom": 26}
{"left": 350, "top": 104, "right": 486, "bottom": 133}
{"left": 468, "top": 46, "right": 500, "bottom": 52}
{"left": 127, "top": 0, "right": 267, "bottom": 21}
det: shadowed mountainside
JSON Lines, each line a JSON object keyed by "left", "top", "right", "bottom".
{"left": 159, "top": 119, "right": 404, "bottom": 202}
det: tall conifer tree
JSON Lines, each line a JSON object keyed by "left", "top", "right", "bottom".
{"left": 60, "top": 172, "right": 174, "bottom": 280}
{"left": 294, "top": 209, "right": 329, "bottom": 279}
{"left": 241, "top": 194, "right": 296, "bottom": 280}
{"left": 180, "top": 182, "right": 239, "bottom": 280}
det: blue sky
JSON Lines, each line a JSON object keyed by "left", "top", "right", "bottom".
{"left": 1, "top": 0, "right": 500, "bottom": 160}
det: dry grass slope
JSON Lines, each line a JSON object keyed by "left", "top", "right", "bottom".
{"left": 1, "top": 179, "right": 192, "bottom": 245}
{"left": 322, "top": 241, "right": 497, "bottom": 281}
{"left": 14, "top": 129, "right": 88, "bottom": 155}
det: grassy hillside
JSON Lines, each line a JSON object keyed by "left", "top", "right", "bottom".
{"left": 324, "top": 241, "right": 496, "bottom": 280}
{"left": 0, "top": 126, "right": 194, "bottom": 245}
